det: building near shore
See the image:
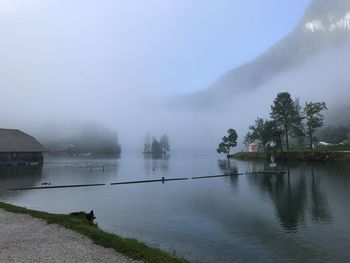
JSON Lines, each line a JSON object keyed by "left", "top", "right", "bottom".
{"left": 0, "top": 129, "right": 45, "bottom": 166}
{"left": 248, "top": 143, "right": 259, "bottom": 153}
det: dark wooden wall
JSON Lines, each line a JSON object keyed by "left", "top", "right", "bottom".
{"left": 0, "top": 152, "right": 43, "bottom": 166}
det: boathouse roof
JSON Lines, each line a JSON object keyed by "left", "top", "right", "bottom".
{"left": 0, "top": 129, "right": 45, "bottom": 152}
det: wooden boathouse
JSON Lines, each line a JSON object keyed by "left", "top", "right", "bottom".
{"left": 0, "top": 129, "right": 45, "bottom": 166}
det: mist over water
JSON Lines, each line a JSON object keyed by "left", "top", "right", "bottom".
{"left": 2, "top": 44, "right": 350, "bottom": 153}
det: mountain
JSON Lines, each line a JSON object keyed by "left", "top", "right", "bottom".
{"left": 181, "top": 0, "right": 350, "bottom": 108}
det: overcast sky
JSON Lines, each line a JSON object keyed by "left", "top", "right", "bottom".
{"left": 1, "top": 0, "right": 309, "bottom": 96}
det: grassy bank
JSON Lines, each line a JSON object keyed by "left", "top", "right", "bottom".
{"left": 232, "top": 151, "right": 350, "bottom": 162}
{"left": 232, "top": 152, "right": 268, "bottom": 161}
{"left": 0, "top": 202, "right": 189, "bottom": 263}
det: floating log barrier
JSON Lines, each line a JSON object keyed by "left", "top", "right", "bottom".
{"left": 191, "top": 173, "right": 243, "bottom": 180}
{"left": 8, "top": 183, "right": 106, "bottom": 191}
{"left": 7, "top": 173, "right": 249, "bottom": 191}
{"left": 245, "top": 171, "right": 286, "bottom": 175}
{"left": 245, "top": 172, "right": 263, "bottom": 175}
{"left": 164, "top": 177, "right": 189, "bottom": 182}
{"left": 111, "top": 179, "right": 163, "bottom": 185}
{"left": 110, "top": 177, "right": 188, "bottom": 186}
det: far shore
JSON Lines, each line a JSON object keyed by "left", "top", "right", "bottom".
{"left": 232, "top": 151, "right": 350, "bottom": 162}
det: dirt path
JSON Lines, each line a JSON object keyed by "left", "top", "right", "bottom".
{"left": 0, "top": 209, "right": 141, "bottom": 263}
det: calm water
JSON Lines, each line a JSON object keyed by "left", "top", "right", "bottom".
{"left": 1, "top": 154, "right": 350, "bottom": 263}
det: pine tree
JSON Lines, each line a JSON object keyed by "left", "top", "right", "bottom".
{"left": 270, "top": 92, "right": 301, "bottom": 151}
{"left": 217, "top": 129, "right": 238, "bottom": 160}
{"left": 303, "top": 101, "right": 327, "bottom": 148}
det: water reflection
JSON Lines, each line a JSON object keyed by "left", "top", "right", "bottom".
{"left": 217, "top": 160, "right": 238, "bottom": 175}
{"left": 144, "top": 154, "right": 169, "bottom": 176}
{"left": 0, "top": 166, "right": 43, "bottom": 197}
{"left": 247, "top": 164, "right": 333, "bottom": 232}
{"left": 310, "top": 168, "right": 333, "bottom": 224}
{"left": 217, "top": 160, "right": 239, "bottom": 187}
{"left": 1, "top": 156, "right": 350, "bottom": 263}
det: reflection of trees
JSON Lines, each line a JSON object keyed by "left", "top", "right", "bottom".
{"left": 310, "top": 168, "right": 333, "bottom": 223}
{"left": 144, "top": 154, "right": 169, "bottom": 176}
{"left": 273, "top": 169, "right": 306, "bottom": 232}
{"left": 0, "top": 166, "right": 43, "bottom": 193}
{"left": 247, "top": 165, "right": 332, "bottom": 232}
{"left": 217, "top": 160, "right": 238, "bottom": 175}
{"left": 217, "top": 160, "right": 239, "bottom": 187}
{"left": 143, "top": 153, "right": 169, "bottom": 160}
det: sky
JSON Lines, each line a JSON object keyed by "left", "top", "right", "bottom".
{"left": 0, "top": 0, "right": 319, "bottom": 151}
{"left": 0, "top": 0, "right": 310, "bottom": 95}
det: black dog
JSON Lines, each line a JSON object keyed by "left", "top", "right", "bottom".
{"left": 86, "top": 210, "right": 96, "bottom": 223}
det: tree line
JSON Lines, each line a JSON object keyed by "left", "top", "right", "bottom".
{"left": 244, "top": 92, "right": 327, "bottom": 152}
{"left": 144, "top": 134, "right": 170, "bottom": 155}
{"left": 217, "top": 92, "right": 328, "bottom": 158}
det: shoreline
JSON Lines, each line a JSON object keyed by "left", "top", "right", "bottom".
{"left": 232, "top": 151, "right": 350, "bottom": 162}
{"left": 0, "top": 202, "right": 189, "bottom": 263}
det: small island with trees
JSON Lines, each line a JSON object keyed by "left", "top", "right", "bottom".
{"left": 143, "top": 134, "right": 170, "bottom": 157}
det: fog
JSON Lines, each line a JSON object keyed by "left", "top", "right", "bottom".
{"left": 1, "top": 0, "right": 349, "bottom": 154}
{"left": 161, "top": 44, "right": 350, "bottom": 152}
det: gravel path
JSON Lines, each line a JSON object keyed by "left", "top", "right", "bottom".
{"left": 0, "top": 209, "right": 141, "bottom": 263}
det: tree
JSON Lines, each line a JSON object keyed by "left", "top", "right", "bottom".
{"left": 244, "top": 118, "right": 283, "bottom": 152}
{"left": 270, "top": 92, "right": 301, "bottom": 151}
{"left": 144, "top": 134, "right": 170, "bottom": 155}
{"left": 151, "top": 138, "right": 162, "bottom": 154}
{"left": 159, "top": 135, "right": 170, "bottom": 153}
{"left": 243, "top": 132, "right": 255, "bottom": 149}
{"left": 144, "top": 133, "right": 151, "bottom": 153}
{"left": 244, "top": 118, "right": 270, "bottom": 147}
{"left": 303, "top": 101, "right": 327, "bottom": 148}
{"left": 217, "top": 129, "right": 238, "bottom": 159}
{"left": 291, "top": 98, "right": 306, "bottom": 146}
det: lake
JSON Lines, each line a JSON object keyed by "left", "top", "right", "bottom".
{"left": 1, "top": 153, "right": 350, "bottom": 263}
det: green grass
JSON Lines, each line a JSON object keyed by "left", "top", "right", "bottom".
{"left": 232, "top": 152, "right": 268, "bottom": 160}
{"left": 290, "top": 144, "right": 350, "bottom": 152}
{"left": 0, "top": 202, "right": 189, "bottom": 263}
{"left": 232, "top": 149, "right": 350, "bottom": 162}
